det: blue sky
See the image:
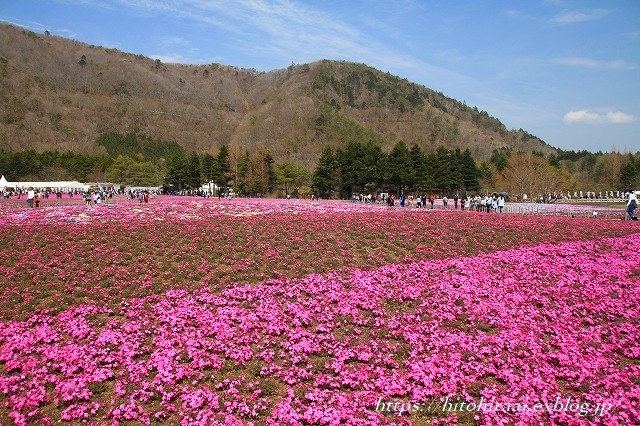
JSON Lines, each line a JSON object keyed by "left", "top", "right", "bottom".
{"left": 2, "top": 0, "right": 639, "bottom": 153}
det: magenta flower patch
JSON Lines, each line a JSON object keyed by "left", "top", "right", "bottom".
{"left": 1, "top": 197, "right": 639, "bottom": 424}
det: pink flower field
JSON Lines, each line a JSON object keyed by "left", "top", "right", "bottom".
{"left": 1, "top": 197, "right": 639, "bottom": 425}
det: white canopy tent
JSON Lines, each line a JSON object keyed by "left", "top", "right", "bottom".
{"left": 0, "top": 176, "right": 90, "bottom": 192}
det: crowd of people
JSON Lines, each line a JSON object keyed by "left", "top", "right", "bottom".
{"left": 2, "top": 183, "right": 638, "bottom": 220}
{"left": 0, "top": 186, "right": 121, "bottom": 208}
{"left": 534, "top": 191, "right": 633, "bottom": 203}
{"left": 2, "top": 187, "right": 81, "bottom": 201}
{"left": 352, "top": 192, "right": 508, "bottom": 213}
{"left": 126, "top": 188, "right": 160, "bottom": 203}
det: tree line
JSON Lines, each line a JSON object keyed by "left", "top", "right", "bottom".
{"left": 312, "top": 141, "right": 481, "bottom": 199}
{"left": 2, "top": 132, "right": 638, "bottom": 198}
{"left": 162, "top": 140, "right": 483, "bottom": 199}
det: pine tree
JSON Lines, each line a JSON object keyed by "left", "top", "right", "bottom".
{"left": 216, "top": 145, "right": 231, "bottom": 188}
{"left": 388, "top": 140, "right": 414, "bottom": 195}
{"left": 164, "top": 152, "right": 189, "bottom": 190}
{"left": 410, "top": 144, "right": 431, "bottom": 192}
{"left": 187, "top": 152, "right": 202, "bottom": 189}
{"left": 460, "top": 148, "right": 481, "bottom": 192}
{"left": 312, "top": 146, "right": 337, "bottom": 198}
{"left": 201, "top": 153, "right": 218, "bottom": 183}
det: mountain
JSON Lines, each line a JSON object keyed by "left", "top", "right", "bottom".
{"left": 0, "top": 23, "right": 555, "bottom": 169}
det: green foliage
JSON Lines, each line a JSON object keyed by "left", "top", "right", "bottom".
{"left": 471, "top": 107, "right": 507, "bottom": 134}
{"left": 406, "top": 89, "right": 424, "bottom": 108}
{"left": 490, "top": 147, "right": 512, "bottom": 173}
{"left": 163, "top": 152, "right": 189, "bottom": 190}
{"left": 200, "top": 153, "right": 218, "bottom": 183}
{"left": 460, "top": 148, "right": 481, "bottom": 192}
{"left": 555, "top": 149, "right": 598, "bottom": 162}
{"left": 314, "top": 106, "right": 385, "bottom": 147}
{"left": 579, "top": 153, "right": 599, "bottom": 173}
{"left": 428, "top": 146, "right": 464, "bottom": 192}
{"left": 48, "top": 112, "right": 63, "bottom": 130}
{"left": 478, "top": 161, "right": 494, "bottom": 182}
{"left": 105, "top": 155, "right": 160, "bottom": 186}
{"left": 334, "top": 140, "right": 387, "bottom": 198}
{"left": 275, "top": 161, "right": 310, "bottom": 196}
{"left": 410, "top": 144, "right": 433, "bottom": 191}
{"left": 0, "top": 150, "right": 108, "bottom": 181}
{"left": 96, "top": 132, "right": 184, "bottom": 163}
{"left": 187, "top": 152, "right": 202, "bottom": 189}
{"left": 620, "top": 154, "right": 640, "bottom": 189}
{"left": 216, "top": 145, "right": 231, "bottom": 187}
{"left": 312, "top": 146, "right": 337, "bottom": 198}
{"left": 162, "top": 151, "right": 202, "bottom": 191}
{"left": 312, "top": 61, "right": 427, "bottom": 112}
{"left": 313, "top": 143, "right": 483, "bottom": 198}
{"left": 388, "top": 141, "right": 414, "bottom": 194}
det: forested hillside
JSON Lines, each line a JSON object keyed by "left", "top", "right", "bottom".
{"left": 1, "top": 23, "right": 638, "bottom": 196}
{"left": 0, "top": 23, "right": 553, "bottom": 165}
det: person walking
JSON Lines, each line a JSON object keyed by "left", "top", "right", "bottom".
{"left": 484, "top": 194, "right": 492, "bottom": 213}
{"left": 627, "top": 191, "right": 638, "bottom": 220}
{"left": 26, "top": 188, "right": 35, "bottom": 208}
{"left": 497, "top": 195, "right": 505, "bottom": 213}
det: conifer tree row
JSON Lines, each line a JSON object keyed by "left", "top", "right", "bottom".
{"left": 311, "top": 141, "right": 481, "bottom": 198}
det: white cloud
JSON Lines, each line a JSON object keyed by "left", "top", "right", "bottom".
{"left": 563, "top": 110, "right": 635, "bottom": 124}
{"left": 563, "top": 110, "right": 601, "bottom": 123}
{"left": 106, "top": 0, "right": 428, "bottom": 72}
{"left": 554, "top": 57, "right": 636, "bottom": 70}
{"left": 550, "top": 9, "right": 608, "bottom": 25}
{"left": 606, "top": 111, "right": 635, "bottom": 123}
{"left": 150, "top": 54, "right": 188, "bottom": 64}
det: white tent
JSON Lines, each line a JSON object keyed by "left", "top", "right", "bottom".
{"left": 24, "top": 181, "right": 90, "bottom": 191}
{"left": 0, "top": 178, "right": 90, "bottom": 191}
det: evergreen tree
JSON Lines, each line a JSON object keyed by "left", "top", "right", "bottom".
{"left": 449, "top": 147, "right": 464, "bottom": 192}
{"left": 263, "top": 151, "right": 276, "bottom": 194}
{"left": 410, "top": 144, "right": 431, "bottom": 192}
{"left": 388, "top": 140, "right": 414, "bottom": 195}
{"left": 216, "top": 145, "right": 231, "bottom": 188}
{"left": 187, "top": 152, "right": 202, "bottom": 189}
{"left": 620, "top": 154, "right": 640, "bottom": 189}
{"left": 235, "top": 151, "right": 250, "bottom": 194}
{"left": 335, "top": 141, "right": 364, "bottom": 197}
{"left": 201, "top": 153, "right": 218, "bottom": 183}
{"left": 430, "top": 146, "right": 453, "bottom": 192}
{"left": 460, "top": 148, "right": 481, "bottom": 192}
{"left": 490, "top": 147, "right": 511, "bottom": 173}
{"left": 360, "top": 141, "right": 387, "bottom": 193}
{"left": 164, "top": 152, "right": 189, "bottom": 190}
{"left": 335, "top": 140, "right": 385, "bottom": 197}
{"left": 312, "top": 146, "right": 337, "bottom": 198}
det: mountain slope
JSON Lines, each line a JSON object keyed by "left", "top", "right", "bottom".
{"left": 0, "top": 23, "right": 555, "bottom": 169}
